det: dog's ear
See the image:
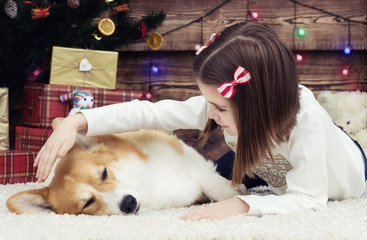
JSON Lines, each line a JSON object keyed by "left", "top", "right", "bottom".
{"left": 75, "top": 135, "right": 93, "bottom": 150}
{"left": 6, "top": 187, "right": 53, "bottom": 214}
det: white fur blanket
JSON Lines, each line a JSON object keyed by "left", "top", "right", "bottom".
{"left": 1, "top": 182, "right": 366, "bottom": 240}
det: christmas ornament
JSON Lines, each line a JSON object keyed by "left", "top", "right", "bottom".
{"left": 22, "top": 1, "right": 51, "bottom": 20}
{"left": 141, "top": 21, "right": 147, "bottom": 40}
{"left": 79, "top": 58, "right": 92, "bottom": 72}
{"left": 4, "top": 0, "right": 18, "bottom": 19}
{"left": 98, "top": 17, "right": 115, "bottom": 36}
{"left": 111, "top": 3, "right": 129, "bottom": 15}
{"left": 92, "top": 32, "right": 102, "bottom": 40}
{"left": 31, "top": 7, "right": 50, "bottom": 19}
{"left": 67, "top": 0, "right": 80, "bottom": 9}
{"left": 147, "top": 32, "right": 163, "bottom": 50}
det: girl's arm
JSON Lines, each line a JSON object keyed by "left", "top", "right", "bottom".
{"left": 182, "top": 197, "right": 250, "bottom": 221}
{"left": 81, "top": 96, "right": 208, "bottom": 136}
{"left": 34, "top": 96, "right": 208, "bottom": 182}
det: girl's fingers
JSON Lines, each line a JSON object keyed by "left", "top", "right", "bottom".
{"left": 57, "top": 139, "right": 73, "bottom": 159}
{"left": 181, "top": 208, "right": 209, "bottom": 221}
{"left": 41, "top": 146, "right": 60, "bottom": 181}
{"left": 35, "top": 143, "right": 59, "bottom": 182}
{"left": 33, "top": 149, "right": 42, "bottom": 168}
{"left": 33, "top": 115, "right": 83, "bottom": 183}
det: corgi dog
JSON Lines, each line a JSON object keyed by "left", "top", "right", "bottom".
{"left": 7, "top": 127, "right": 246, "bottom": 215}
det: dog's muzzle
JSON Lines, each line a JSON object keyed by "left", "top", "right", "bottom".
{"left": 120, "top": 195, "right": 139, "bottom": 214}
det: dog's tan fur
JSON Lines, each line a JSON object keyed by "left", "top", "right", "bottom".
{"left": 7, "top": 121, "right": 246, "bottom": 215}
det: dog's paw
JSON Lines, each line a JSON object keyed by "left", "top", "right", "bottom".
{"left": 235, "top": 184, "right": 248, "bottom": 195}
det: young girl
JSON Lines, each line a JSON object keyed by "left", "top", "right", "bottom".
{"left": 34, "top": 22, "right": 366, "bottom": 221}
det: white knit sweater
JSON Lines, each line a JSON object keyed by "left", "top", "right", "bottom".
{"left": 81, "top": 85, "right": 366, "bottom": 216}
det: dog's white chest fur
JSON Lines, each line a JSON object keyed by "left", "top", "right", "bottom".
{"left": 110, "top": 143, "right": 206, "bottom": 212}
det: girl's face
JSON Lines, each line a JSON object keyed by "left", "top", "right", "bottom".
{"left": 198, "top": 82, "right": 238, "bottom": 136}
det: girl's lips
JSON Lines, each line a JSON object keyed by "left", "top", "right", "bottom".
{"left": 215, "top": 121, "right": 227, "bottom": 128}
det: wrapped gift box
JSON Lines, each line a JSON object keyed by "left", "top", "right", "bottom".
{"left": 0, "top": 150, "right": 37, "bottom": 184}
{"left": 23, "top": 83, "right": 143, "bottom": 128}
{"left": 15, "top": 126, "right": 53, "bottom": 151}
{"left": 0, "top": 88, "right": 9, "bottom": 151}
{"left": 50, "top": 46, "right": 118, "bottom": 89}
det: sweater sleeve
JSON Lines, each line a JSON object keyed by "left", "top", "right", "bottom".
{"left": 80, "top": 96, "right": 208, "bottom": 136}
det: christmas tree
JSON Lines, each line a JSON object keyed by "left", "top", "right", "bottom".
{"left": 0, "top": 0, "right": 165, "bottom": 106}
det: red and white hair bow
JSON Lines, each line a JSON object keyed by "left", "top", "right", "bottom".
{"left": 195, "top": 33, "right": 220, "bottom": 55}
{"left": 217, "top": 66, "right": 252, "bottom": 99}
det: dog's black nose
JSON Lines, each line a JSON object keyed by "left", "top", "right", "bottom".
{"left": 120, "top": 195, "right": 137, "bottom": 214}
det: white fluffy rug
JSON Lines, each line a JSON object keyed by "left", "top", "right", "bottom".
{"left": 1, "top": 182, "right": 367, "bottom": 240}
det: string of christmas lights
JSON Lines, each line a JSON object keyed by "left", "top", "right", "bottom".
{"left": 290, "top": 0, "right": 367, "bottom": 25}
{"left": 288, "top": 0, "right": 366, "bottom": 91}
{"left": 146, "top": 0, "right": 366, "bottom": 98}
{"left": 219, "top": 0, "right": 366, "bottom": 91}
{"left": 292, "top": 0, "right": 304, "bottom": 62}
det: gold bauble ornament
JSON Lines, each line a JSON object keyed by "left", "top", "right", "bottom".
{"left": 98, "top": 17, "right": 115, "bottom": 36}
{"left": 147, "top": 32, "right": 163, "bottom": 50}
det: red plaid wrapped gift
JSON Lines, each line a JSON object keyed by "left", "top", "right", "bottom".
{"left": 0, "top": 150, "right": 37, "bottom": 184}
{"left": 15, "top": 126, "right": 53, "bottom": 151}
{"left": 23, "top": 84, "right": 143, "bottom": 128}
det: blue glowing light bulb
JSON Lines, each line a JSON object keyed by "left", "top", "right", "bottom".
{"left": 151, "top": 66, "right": 158, "bottom": 74}
{"left": 344, "top": 46, "right": 351, "bottom": 55}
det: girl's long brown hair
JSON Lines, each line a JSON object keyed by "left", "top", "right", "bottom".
{"left": 194, "top": 22, "right": 300, "bottom": 185}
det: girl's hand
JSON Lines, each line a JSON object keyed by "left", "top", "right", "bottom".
{"left": 33, "top": 113, "right": 87, "bottom": 182}
{"left": 181, "top": 197, "right": 249, "bottom": 221}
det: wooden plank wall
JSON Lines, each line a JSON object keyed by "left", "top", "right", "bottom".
{"left": 113, "top": 0, "right": 367, "bottom": 160}
{"left": 121, "top": 0, "right": 367, "bottom": 51}
{"left": 116, "top": 0, "right": 367, "bottom": 101}
{"left": 117, "top": 51, "right": 367, "bottom": 102}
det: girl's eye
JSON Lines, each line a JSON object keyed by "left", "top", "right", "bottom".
{"left": 102, "top": 167, "right": 108, "bottom": 181}
{"left": 215, "top": 106, "right": 225, "bottom": 112}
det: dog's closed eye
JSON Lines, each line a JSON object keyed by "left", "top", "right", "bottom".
{"left": 102, "top": 167, "right": 108, "bottom": 181}
{"left": 83, "top": 197, "right": 95, "bottom": 210}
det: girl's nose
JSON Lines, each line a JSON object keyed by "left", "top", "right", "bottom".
{"left": 207, "top": 106, "right": 216, "bottom": 120}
